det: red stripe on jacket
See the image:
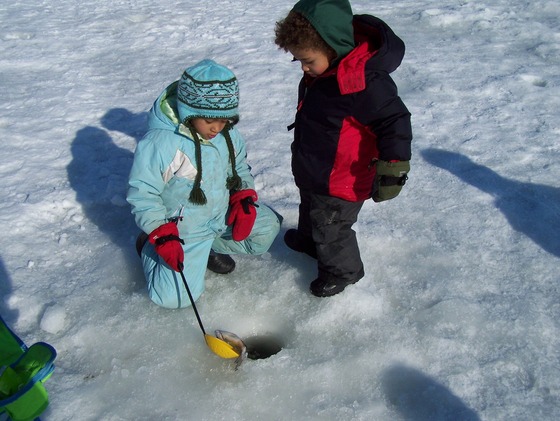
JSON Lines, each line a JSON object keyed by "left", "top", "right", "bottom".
{"left": 329, "top": 116, "right": 379, "bottom": 201}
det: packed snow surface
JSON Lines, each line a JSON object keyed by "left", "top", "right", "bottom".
{"left": 0, "top": 0, "right": 559, "bottom": 420}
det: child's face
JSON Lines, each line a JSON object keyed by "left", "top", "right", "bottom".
{"left": 191, "top": 118, "right": 229, "bottom": 140}
{"left": 289, "top": 47, "right": 331, "bottom": 77}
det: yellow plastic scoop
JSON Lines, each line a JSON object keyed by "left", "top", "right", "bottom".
{"left": 204, "top": 334, "right": 240, "bottom": 359}
{"left": 179, "top": 269, "right": 241, "bottom": 359}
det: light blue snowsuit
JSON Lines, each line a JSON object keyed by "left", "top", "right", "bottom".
{"left": 127, "top": 82, "right": 281, "bottom": 308}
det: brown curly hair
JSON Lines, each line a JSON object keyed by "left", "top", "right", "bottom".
{"left": 274, "top": 11, "right": 336, "bottom": 61}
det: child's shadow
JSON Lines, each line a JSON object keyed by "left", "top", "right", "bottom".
{"left": 67, "top": 108, "right": 147, "bottom": 255}
{"left": 381, "top": 364, "right": 480, "bottom": 420}
{"left": 0, "top": 257, "right": 18, "bottom": 324}
{"left": 422, "top": 148, "right": 560, "bottom": 258}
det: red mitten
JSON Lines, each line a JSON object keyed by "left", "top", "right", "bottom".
{"left": 227, "top": 189, "right": 258, "bottom": 241}
{"left": 149, "top": 222, "right": 184, "bottom": 272}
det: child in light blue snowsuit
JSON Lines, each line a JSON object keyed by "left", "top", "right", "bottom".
{"left": 127, "top": 59, "right": 282, "bottom": 309}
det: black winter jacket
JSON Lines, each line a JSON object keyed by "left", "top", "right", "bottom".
{"left": 291, "top": 14, "right": 412, "bottom": 202}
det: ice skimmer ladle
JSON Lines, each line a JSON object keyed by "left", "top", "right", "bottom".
{"left": 178, "top": 268, "right": 241, "bottom": 359}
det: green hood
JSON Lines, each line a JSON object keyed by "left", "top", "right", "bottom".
{"left": 292, "top": 0, "right": 355, "bottom": 61}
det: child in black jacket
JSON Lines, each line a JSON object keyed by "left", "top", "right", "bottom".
{"left": 275, "top": 0, "right": 412, "bottom": 297}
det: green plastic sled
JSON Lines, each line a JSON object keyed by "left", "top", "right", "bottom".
{"left": 0, "top": 316, "right": 56, "bottom": 421}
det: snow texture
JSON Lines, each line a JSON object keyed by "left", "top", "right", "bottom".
{"left": 0, "top": 0, "right": 559, "bottom": 420}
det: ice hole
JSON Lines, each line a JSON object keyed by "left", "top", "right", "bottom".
{"left": 244, "top": 334, "right": 284, "bottom": 360}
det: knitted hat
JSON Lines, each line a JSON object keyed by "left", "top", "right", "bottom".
{"left": 177, "top": 59, "right": 239, "bottom": 124}
{"left": 176, "top": 60, "right": 243, "bottom": 205}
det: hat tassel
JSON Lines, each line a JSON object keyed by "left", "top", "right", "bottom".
{"left": 187, "top": 125, "right": 208, "bottom": 205}
{"left": 223, "top": 126, "right": 242, "bottom": 191}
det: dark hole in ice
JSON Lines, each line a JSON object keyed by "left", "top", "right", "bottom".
{"left": 244, "top": 334, "right": 284, "bottom": 360}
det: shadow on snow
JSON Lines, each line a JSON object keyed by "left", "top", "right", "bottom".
{"left": 0, "top": 258, "right": 18, "bottom": 324}
{"left": 382, "top": 364, "right": 480, "bottom": 421}
{"left": 422, "top": 148, "right": 560, "bottom": 258}
{"left": 67, "top": 108, "right": 147, "bottom": 259}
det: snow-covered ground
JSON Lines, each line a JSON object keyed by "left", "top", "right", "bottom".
{"left": 1, "top": 0, "right": 559, "bottom": 419}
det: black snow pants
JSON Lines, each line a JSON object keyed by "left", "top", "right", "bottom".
{"left": 298, "top": 190, "right": 365, "bottom": 283}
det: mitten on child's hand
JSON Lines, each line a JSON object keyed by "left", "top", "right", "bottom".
{"left": 227, "top": 189, "right": 258, "bottom": 241}
{"left": 149, "top": 222, "right": 185, "bottom": 271}
{"left": 372, "top": 160, "right": 410, "bottom": 202}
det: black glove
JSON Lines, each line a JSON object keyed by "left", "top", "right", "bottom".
{"left": 372, "top": 160, "right": 410, "bottom": 202}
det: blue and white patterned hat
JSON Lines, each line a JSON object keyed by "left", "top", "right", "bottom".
{"left": 177, "top": 59, "right": 239, "bottom": 123}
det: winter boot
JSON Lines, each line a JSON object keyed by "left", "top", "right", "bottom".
{"left": 309, "top": 268, "right": 364, "bottom": 297}
{"left": 135, "top": 232, "right": 149, "bottom": 257}
{"left": 309, "top": 277, "right": 359, "bottom": 297}
{"left": 207, "top": 251, "right": 235, "bottom": 274}
{"left": 284, "top": 229, "right": 317, "bottom": 259}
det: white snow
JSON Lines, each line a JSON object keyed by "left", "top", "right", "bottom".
{"left": 40, "top": 305, "right": 67, "bottom": 335}
{"left": 0, "top": 0, "right": 559, "bottom": 420}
